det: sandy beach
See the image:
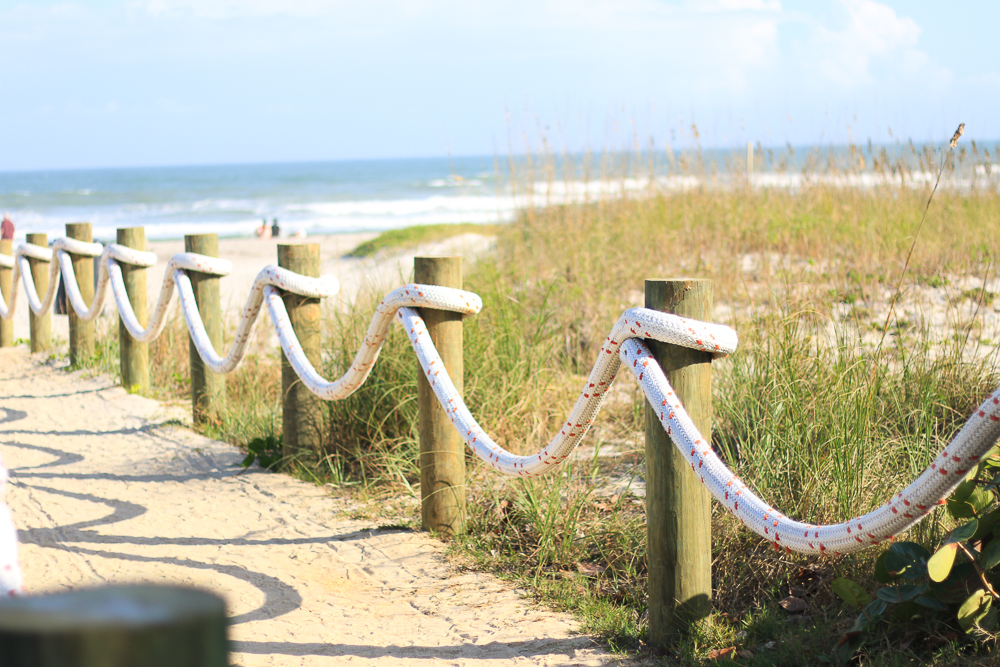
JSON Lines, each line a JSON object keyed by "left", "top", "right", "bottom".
{"left": 0, "top": 347, "right": 615, "bottom": 665}
{"left": 0, "top": 227, "right": 623, "bottom": 665}
{"left": 5, "top": 230, "right": 496, "bottom": 344}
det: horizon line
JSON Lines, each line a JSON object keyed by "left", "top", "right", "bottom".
{"left": 4, "top": 137, "right": 1000, "bottom": 175}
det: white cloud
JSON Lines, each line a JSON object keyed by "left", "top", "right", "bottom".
{"left": 708, "top": 0, "right": 781, "bottom": 12}
{"left": 125, "top": 0, "right": 336, "bottom": 19}
{"left": 5, "top": 0, "right": 980, "bottom": 168}
{"left": 810, "top": 0, "right": 931, "bottom": 88}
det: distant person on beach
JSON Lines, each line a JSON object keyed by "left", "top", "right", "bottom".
{"left": 1, "top": 213, "right": 13, "bottom": 241}
{"left": 271, "top": 218, "right": 281, "bottom": 238}
{"left": 256, "top": 219, "right": 271, "bottom": 239}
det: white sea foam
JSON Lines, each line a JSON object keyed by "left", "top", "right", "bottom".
{"left": 6, "top": 165, "right": 996, "bottom": 244}
{"left": 428, "top": 178, "right": 485, "bottom": 188}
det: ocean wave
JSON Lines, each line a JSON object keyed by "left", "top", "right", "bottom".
{"left": 7, "top": 168, "right": 995, "bottom": 243}
{"left": 288, "top": 195, "right": 514, "bottom": 217}
{"left": 427, "top": 177, "right": 485, "bottom": 188}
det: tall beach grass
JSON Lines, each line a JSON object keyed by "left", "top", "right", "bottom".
{"left": 78, "top": 134, "right": 1000, "bottom": 663}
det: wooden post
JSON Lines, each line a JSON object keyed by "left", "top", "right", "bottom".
{"left": 117, "top": 227, "right": 149, "bottom": 393}
{"left": 66, "top": 223, "right": 95, "bottom": 366}
{"left": 0, "top": 239, "right": 12, "bottom": 348}
{"left": 25, "top": 233, "right": 51, "bottom": 353}
{"left": 185, "top": 234, "right": 226, "bottom": 425}
{"left": 0, "top": 584, "right": 228, "bottom": 667}
{"left": 278, "top": 244, "right": 323, "bottom": 462}
{"left": 415, "top": 256, "right": 466, "bottom": 536}
{"left": 645, "top": 279, "right": 713, "bottom": 644}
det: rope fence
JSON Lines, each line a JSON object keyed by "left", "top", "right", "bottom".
{"left": 2, "top": 225, "right": 1000, "bottom": 642}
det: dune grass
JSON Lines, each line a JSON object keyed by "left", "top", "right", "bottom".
{"left": 261, "top": 167, "right": 1000, "bottom": 662}
{"left": 346, "top": 222, "right": 500, "bottom": 258}
{"left": 76, "top": 137, "right": 1000, "bottom": 664}
{"left": 440, "top": 180, "right": 1000, "bottom": 662}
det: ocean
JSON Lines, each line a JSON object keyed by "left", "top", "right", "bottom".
{"left": 0, "top": 156, "right": 509, "bottom": 242}
{"left": 1, "top": 144, "right": 996, "bottom": 243}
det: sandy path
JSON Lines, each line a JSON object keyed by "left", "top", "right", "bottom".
{"left": 0, "top": 348, "right": 615, "bottom": 666}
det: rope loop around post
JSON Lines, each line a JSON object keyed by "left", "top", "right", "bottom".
{"left": 0, "top": 231, "right": 999, "bottom": 594}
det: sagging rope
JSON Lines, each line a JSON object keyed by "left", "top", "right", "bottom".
{"left": 1, "top": 237, "right": 1000, "bottom": 598}
{"left": 0, "top": 456, "right": 21, "bottom": 597}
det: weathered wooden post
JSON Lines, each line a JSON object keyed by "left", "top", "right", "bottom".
{"left": 185, "top": 233, "right": 226, "bottom": 425}
{"left": 415, "top": 256, "right": 466, "bottom": 536}
{"left": 278, "top": 243, "right": 324, "bottom": 462}
{"left": 645, "top": 279, "right": 713, "bottom": 644}
{"left": 0, "top": 584, "right": 228, "bottom": 667}
{"left": 0, "top": 239, "right": 12, "bottom": 348}
{"left": 25, "top": 233, "right": 51, "bottom": 353}
{"left": 117, "top": 227, "right": 149, "bottom": 393}
{"left": 66, "top": 223, "right": 95, "bottom": 366}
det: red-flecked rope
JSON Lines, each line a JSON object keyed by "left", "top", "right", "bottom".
{"left": 2, "top": 237, "right": 999, "bottom": 599}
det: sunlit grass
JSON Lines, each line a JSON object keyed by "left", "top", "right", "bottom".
{"left": 79, "top": 136, "right": 1000, "bottom": 662}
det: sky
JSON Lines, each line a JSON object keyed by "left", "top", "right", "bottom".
{"left": 1, "top": 0, "right": 997, "bottom": 170}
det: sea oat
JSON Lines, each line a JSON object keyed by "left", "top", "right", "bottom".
{"left": 951, "top": 122, "right": 965, "bottom": 149}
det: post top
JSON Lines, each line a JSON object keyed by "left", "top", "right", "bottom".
{"left": 276, "top": 243, "right": 320, "bottom": 252}
{"left": 0, "top": 585, "right": 225, "bottom": 631}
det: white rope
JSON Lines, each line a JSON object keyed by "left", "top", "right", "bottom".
{"left": 0, "top": 455, "right": 24, "bottom": 597}
{"left": 398, "top": 305, "right": 733, "bottom": 476}
{"left": 623, "top": 339, "right": 1000, "bottom": 554}
{"left": 180, "top": 265, "right": 338, "bottom": 374}
{"left": 0, "top": 235, "right": 998, "bottom": 581}
{"left": 265, "top": 283, "right": 481, "bottom": 400}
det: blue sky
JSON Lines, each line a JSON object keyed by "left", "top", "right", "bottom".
{"left": 1, "top": 0, "right": 997, "bottom": 170}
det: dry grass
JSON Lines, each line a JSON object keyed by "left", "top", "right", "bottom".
{"left": 80, "top": 135, "right": 1000, "bottom": 664}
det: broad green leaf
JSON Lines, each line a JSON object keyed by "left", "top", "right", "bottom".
{"left": 914, "top": 595, "right": 949, "bottom": 611}
{"left": 892, "top": 600, "right": 921, "bottom": 622}
{"left": 928, "top": 543, "right": 960, "bottom": 582}
{"left": 947, "top": 498, "right": 976, "bottom": 520}
{"left": 982, "top": 539, "right": 1000, "bottom": 571}
{"left": 930, "top": 561, "right": 980, "bottom": 603}
{"left": 863, "top": 598, "right": 888, "bottom": 619}
{"left": 888, "top": 541, "right": 930, "bottom": 563}
{"left": 834, "top": 631, "right": 865, "bottom": 666}
{"left": 947, "top": 520, "right": 979, "bottom": 544}
{"left": 832, "top": 577, "right": 870, "bottom": 609}
{"left": 874, "top": 551, "right": 899, "bottom": 584}
{"left": 981, "top": 606, "right": 999, "bottom": 632}
{"left": 970, "top": 487, "right": 994, "bottom": 514}
{"left": 887, "top": 541, "right": 930, "bottom": 579}
{"left": 876, "top": 585, "right": 922, "bottom": 604}
{"left": 849, "top": 613, "right": 869, "bottom": 633}
{"left": 953, "top": 479, "right": 977, "bottom": 503}
{"left": 973, "top": 510, "right": 1000, "bottom": 541}
{"left": 957, "top": 590, "right": 992, "bottom": 633}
